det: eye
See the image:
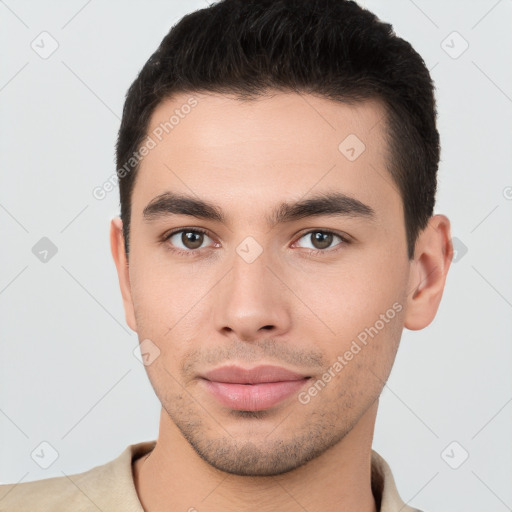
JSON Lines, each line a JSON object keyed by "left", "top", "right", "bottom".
{"left": 294, "top": 230, "right": 348, "bottom": 253}
{"left": 164, "top": 228, "right": 215, "bottom": 253}
{"left": 161, "top": 228, "right": 349, "bottom": 257}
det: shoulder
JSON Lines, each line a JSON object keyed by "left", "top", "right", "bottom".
{"left": 0, "top": 472, "right": 93, "bottom": 512}
{"left": 0, "top": 441, "right": 156, "bottom": 512}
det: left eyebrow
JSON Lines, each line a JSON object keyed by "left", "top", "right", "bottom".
{"left": 142, "top": 191, "right": 376, "bottom": 227}
{"left": 266, "top": 192, "right": 376, "bottom": 227}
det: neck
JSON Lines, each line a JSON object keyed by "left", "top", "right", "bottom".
{"left": 133, "top": 401, "right": 379, "bottom": 512}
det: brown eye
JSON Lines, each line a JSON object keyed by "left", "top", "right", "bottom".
{"left": 311, "top": 231, "right": 333, "bottom": 249}
{"left": 182, "top": 231, "right": 204, "bottom": 249}
{"left": 295, "top": 230, "right": 345, "bottom": 252}
{"left": 166, "top": 229, "right": 212, "bottom": 252}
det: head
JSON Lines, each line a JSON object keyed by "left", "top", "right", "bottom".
{"left": 111, "top": 0, "right": 452, "bottom": 477}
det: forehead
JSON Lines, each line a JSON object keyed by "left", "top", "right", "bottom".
{"left": 132, "top": 91, "right": 400, "bottom": 226}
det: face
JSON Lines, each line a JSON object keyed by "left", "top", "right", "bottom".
{"left": 113, "top": 91, "right": 437, "bottom": 477}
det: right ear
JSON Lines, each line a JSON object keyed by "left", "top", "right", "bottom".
{"left": 110, "top": 217, "right": 137, "bottom": 332}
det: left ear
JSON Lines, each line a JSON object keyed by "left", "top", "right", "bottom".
{"left": 404, "top": 214, "right": 453, "bottom": 330}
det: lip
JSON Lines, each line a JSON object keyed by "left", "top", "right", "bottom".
{"left": 200, "top": 365, "right": 311, "bottom": 411}
{"left": 202, "top": 364, "right": 309, "bottom": 384}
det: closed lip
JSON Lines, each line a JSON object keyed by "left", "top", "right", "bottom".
{"left": 201, "top": 364, "right": 310, "bottom": 384}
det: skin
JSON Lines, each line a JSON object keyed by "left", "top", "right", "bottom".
{"left": 110, "top": 91, "right": 453, "bottom": 512}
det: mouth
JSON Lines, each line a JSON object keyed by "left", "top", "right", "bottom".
{"left": 199, "top": 364, "right": 312, "bottom": 411}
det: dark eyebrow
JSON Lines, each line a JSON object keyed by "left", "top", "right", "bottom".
{"left": 142, "top": 191, "right": 376, "bottom": 226}
{"left": 143, "top": 192, "right": 225, "bottom": 223}
{"left": 266, "top": 192, "right": 375, "bottom": 227}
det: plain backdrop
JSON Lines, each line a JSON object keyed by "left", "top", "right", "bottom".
{"left": 1, "top": 1, "right": 511, "bottom": 511}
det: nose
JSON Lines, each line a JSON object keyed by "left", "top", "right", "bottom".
{"left": 213, "top": 245, "right": 292, "bottom": 342}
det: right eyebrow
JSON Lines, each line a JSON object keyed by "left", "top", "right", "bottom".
{"left": 142, "top": 192, "right": 225, "bottom": 223}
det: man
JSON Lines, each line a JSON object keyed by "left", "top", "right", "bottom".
{"left": 0, "top": 0, "right": 452, "bottom": 510}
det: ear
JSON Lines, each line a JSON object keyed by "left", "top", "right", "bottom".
{"left": 404, "top": 214, "right": 453, "bottom": 330}
{"left": 110, "top": 217, "right": 137, "bottom": 332}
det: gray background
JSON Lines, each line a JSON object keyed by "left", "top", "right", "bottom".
{"left": 1, "top": 1, "right": 511, "bottom": 511}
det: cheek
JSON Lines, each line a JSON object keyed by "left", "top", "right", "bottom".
{"left": 295, "top": 253, "right": 406, "bottom": 329}
{"left": 129, "top": 253, "right": 216, "bottom": 345}
{"left": 288, "top": 251, "right": 408, "bottom": 378}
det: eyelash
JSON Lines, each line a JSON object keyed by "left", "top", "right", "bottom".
{"left": 161, "top": 227, "right": 351, "bottom": 258}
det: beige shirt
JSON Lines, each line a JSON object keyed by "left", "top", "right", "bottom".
{"left": 0, "top": 441, "right": 423, "bottom": 511}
